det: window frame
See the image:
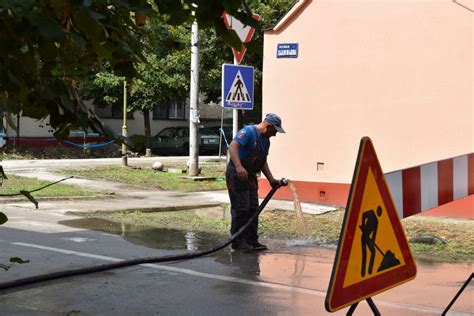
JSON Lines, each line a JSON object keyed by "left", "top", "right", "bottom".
{"left": 94, "top": 104, "right": 134, "bottom": 119}
{"left": 153, "top": 100, "right": 186, "bottom": 120}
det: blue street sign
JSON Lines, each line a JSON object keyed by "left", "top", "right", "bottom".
{"left": 277, "top": 43, "right": 299, "bottom": 58}
{"left": 222, "top": 64, "right": 254, "bottom": 110}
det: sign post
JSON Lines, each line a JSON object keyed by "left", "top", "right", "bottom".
{"left": 232, "top": 58, "right": 238, "bottom": 139}
{"left": 325, "top": 137, "right": 417, "bottom": 314}
{"left": 222, "top": 12, "right": 260, "bottom": 137}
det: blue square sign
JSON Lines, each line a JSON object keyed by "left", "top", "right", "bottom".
{"left": 222, "top": 64, "right": 254, "bottom": 110}
{"left": 277, "top": 43, "right": 298, "bottom": 58}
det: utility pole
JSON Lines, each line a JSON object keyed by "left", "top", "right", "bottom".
{"left": 122, "top": 80, "right": 128, "bottom": 167}
{"left": 188, "top": 14, "right": 200, "bottom": 176}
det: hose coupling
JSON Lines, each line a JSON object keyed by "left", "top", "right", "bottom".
{"left": 279, "top": 178, "right": 289, "bottom": 187}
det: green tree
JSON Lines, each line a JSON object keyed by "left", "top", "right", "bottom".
{"left": 82, "top": 72, "right": 125, "bottom": 108}
{"left": 82, "top": 0, "right": 294, "bottom": 145}
{"left": 81, "top": 17, "right": 192, "bottom": 150}
{"left": 0, "top": 0, "right": 260, "bottom": 140}
{"left": 128, "top": 18, "right": 189, "bottom": 150}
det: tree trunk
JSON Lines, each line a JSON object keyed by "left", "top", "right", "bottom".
{"left": 143, "top": 109, "right": 151, "bottom": 156}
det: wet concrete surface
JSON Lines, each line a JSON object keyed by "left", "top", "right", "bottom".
{"left": 44, "top": 217, "right": 473, "bottom": 315}
{"left": 0, "top": 220, "right": 472, "bottom": 315}
{"left": 59, "top": 217, "right": 226, "bottom": 251}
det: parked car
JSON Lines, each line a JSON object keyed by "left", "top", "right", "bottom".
{"left": 150, "top": 126, "right": 220, "bottom": 156}
{"left": 207, "top": 126, "right": 233, "bottom": 154}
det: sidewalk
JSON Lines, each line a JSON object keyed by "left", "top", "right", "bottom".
{"left": 1, "top": 161, "right": 337, "bottom": 215}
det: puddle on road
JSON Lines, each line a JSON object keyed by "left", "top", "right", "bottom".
{"left": 59, "top": 217, "right": 226, "bottom": 251}
{"left": 56, "top": 218, "right": 473, "bottom": 306}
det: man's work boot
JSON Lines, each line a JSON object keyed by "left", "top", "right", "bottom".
{"left": 248, "top": 241, "right": 268, "bottom": 251}
{"left": 231, "top": 242, "right": 253, "bottom": 252}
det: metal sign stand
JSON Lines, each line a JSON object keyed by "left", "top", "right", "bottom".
{"left": 218, "top": 107, "right": 224, "bottom": 159}
{"left": 232, "top": 57, "right": 238, "bottom": 138}
{"left": 442, "top": 273, "right": 473, "bottom": 316}
{"left": 347, "top": 298, "right": 380, "bottom": 316}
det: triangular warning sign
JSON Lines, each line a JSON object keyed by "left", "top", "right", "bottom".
{"left": 225, "top": 70, "right": 252, "bottom": 103}
{"left": 325, "top": 137, "right": 417, "bottom": 312}
{"left": 222, "top": 12, "right": 260, "bottom": 64}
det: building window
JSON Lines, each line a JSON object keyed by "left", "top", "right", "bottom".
{"left": 153, "top": 103, "right": 168, "bottom": 119}
{"left": 169, "top": 101, "right": 185, "bottom": 119}
{"left": 153, "top": 100, "right": 186, "bottom": 120}
{"left": 94, "top": 104, "right": 133, "bottom": 119}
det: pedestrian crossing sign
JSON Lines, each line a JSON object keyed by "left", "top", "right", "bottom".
{"left": 325, "top": 137, "right": 417, "bottom": 312}
{"left": 222, "top": 64, "right": 254, "bottom": 110}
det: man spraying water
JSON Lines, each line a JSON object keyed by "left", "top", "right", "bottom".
{"left": 226, "top": 113, "right": 285, "bottom": 251}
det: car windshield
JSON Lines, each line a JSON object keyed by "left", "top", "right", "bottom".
{"left": 157, "top": 128, "right": 175, "bottom": 138}
{"left": 200, "top": 128, "right": 218, "bottom": 136}
{"left": 156, "top": 127, "right": 217, "bottom": 138}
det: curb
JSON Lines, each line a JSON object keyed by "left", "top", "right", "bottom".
{"left": 64, "top": 203, "right": 223, "bottom": 216}
{"left": 0, "top": 194, "right": 116, "bottom": 204}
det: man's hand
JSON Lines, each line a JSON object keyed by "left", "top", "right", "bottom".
{"left": 269, "top": 178, "right": 281, "bottom": 188}
{"left": 236, "top": 165, "right": 248, "bottom": 181}
{"left": 229, "top": 141, "right": 248, "bottom": 181}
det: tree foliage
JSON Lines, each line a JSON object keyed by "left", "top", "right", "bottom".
{"left": 82, "top": 0, "right": 295, "bottom": 126}
{"left": 82, "top": 72, "right": 125, "bottom": 107}
{"left": 0, "top": 0, "right": 263, "bottom": 140}
{"left": 128, "top": 17, "right": 190, "bottom": 112}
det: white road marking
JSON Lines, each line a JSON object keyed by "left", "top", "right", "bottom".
{"left": 12, "top": 242, "right": 121, "bottom": 261}
{"left": 10, "top": 242, "right": 452, "bottom": 315}
{"left": 60, "top": 237, "right": 97, "bottom": 243}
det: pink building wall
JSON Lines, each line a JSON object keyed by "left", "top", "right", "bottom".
{"left": 261, "top": 0, "right": 473, "bottom": 207}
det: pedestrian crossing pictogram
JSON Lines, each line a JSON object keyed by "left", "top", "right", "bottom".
{"left": 226, "top": 71, "right": 251, "bottom": 103}
{"left": 325, "top": 137, "right": 417, "bottom": 312}
{"left": 222, "top": 64, "right": 254, "bottom": 110}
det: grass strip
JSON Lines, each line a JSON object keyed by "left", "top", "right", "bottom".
{"left": 62, "top": 162, "right": 228, "bottom": 192}
{"left": 0, "top": 175, "right": 95, "bottom": 197}
{"left": 95, "top": 207, "right": 473, "bottom": 263}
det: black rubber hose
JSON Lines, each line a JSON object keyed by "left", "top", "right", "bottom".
{"left": 0, "top": 179, "right": 288, "bottom": 292}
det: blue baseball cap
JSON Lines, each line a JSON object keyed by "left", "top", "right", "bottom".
{"left": 264, "top": 113, "right": 285, "bottom": 133}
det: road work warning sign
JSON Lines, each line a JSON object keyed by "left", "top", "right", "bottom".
{"left": 325, "top": 137, "right": 417, "bottom": 312}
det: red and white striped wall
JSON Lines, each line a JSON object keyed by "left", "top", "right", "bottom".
{"left": 385, "top": 153, "right": 474, "bottom": 219}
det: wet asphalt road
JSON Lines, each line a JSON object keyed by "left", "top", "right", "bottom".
{"left": 0, "top": 206, "right": 472, "bottom": 315}
{"left": 0, "top": 157, "right": 472, "bottom": 315}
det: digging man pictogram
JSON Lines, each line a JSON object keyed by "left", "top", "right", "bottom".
{"left": 360, "top": 206, "right": 382, "bottom": 277}
{"left": 359, "top": 205, "right": 401, "bottom": 277}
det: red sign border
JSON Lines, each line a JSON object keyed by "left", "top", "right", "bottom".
{"left": 325, "top": 137, "right": 417, "bottom": 312}
{"left": 222, "top": 12, "right": 261, "bottom": 64}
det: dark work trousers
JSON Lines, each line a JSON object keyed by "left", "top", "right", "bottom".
{"left": 226, "top": 162, "right": 260, "bottom": 245}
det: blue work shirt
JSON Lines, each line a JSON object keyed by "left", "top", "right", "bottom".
{"left": 233, "top": 125, "right": 270, "bottom": 163}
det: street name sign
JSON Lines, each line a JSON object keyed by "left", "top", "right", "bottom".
{"left": 222, "top": 64, "right": 254, "bottom": 110}
{"left": 325, "top": 137, "right": 417, "bottom": 312}
{"left": 277, "top": 43, "right": 299, "bottom": 58}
